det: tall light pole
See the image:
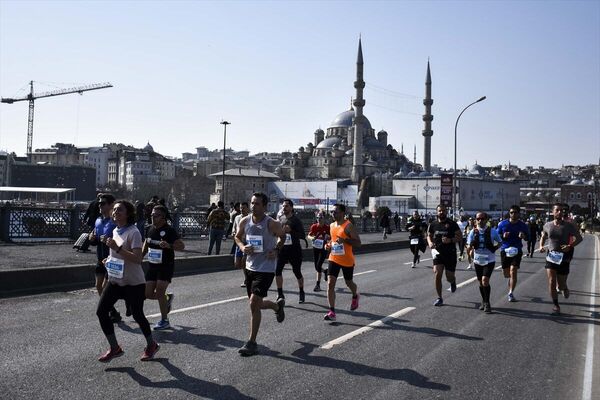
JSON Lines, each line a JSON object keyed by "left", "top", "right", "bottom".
{"left": 416, "top": 184, "right": 420, "bottom": 213}
{"left": 220, "top": 120, "right": 230, "bottom": 203}
{"left": 453, "top": 96, "right": 486, "bottom": 218}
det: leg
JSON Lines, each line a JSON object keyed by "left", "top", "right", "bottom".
{"left": 208, "top": 229, "right": 215, "bottom": 254}
{"left": 509, "top": 265, "right": 518, "bottom": 293}
{"left": 546, "top": 268, "right": 559, "bottom": 309}
{"left": 127, "top": 284, "right": 153, "bottom": 339}
{"left": 96, "top": 282, "right": 121, "bottom": 339}
{"left": 557, "top": 274, "right": 569, "bottom": 292}
{"left": 153, "top": 280, "right": 170, "bottom": 319}
{"left": 248, "top": 294, "right": 279, "bottom": 342}
{"left": 327, "top": 275, "right": 338, "bottom": 310}
{"left": 433, "top": 264, "right": 444, "bottom": 298}
{"left": 214, "top": 230, "right": 223, "bottom": 255}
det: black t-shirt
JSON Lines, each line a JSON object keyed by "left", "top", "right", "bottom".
{"left": 279, "top": 214, "right": 305, "bottom": 253}
{"left": 427, "top": 219, "right": 461, "bottom": 254}
{"left": 146, "top": 224, "right": 180, "bottom": 267}
{"left": 406, "top": 219, "right": 427, "bottom": 238}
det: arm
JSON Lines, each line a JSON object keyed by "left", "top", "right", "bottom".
{"left": 235, "top": 217, "right": 248, "bottom": 252}
{"left": 539, "top": 230, "right": 548, "bottom": 252}
{"left": 342, "top": 223, "right": 361, "bottom": 248}
{"left": 426, "top": 224, "right": 435, "bottom": 249}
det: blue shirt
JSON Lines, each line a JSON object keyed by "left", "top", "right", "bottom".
{"left": 94, "top": 216, "right": 116, "bottom": 261}
{"left": 467, "top": 227, "right": 502, "bottom": 263}
{"left": 497, "top": 219, "right": 529, "bottom": 249}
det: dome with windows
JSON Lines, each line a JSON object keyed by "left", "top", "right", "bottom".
{"left": 329, "top": 108, "right": 372, "bottom": 130}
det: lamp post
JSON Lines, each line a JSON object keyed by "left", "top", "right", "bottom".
{"left": 424, "top": 180, "right": 431, "bottom": 218}
{"left": 220, "top": 120, "right": 230, "bottom": 203}
{"left": 416, "top": 184, "right": 420, "bottom": 213}
{"left": 453, "top": 96, "right": 486, "bottom": 218}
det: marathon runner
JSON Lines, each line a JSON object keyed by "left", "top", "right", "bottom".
{"left": 235, "top": 192, "right": 286, "bottom": 356}
{"left": 427, "top": 204, "right": 462, "bottom": 306}
{"left": 232, "top": 202, "right": 249, "bottom": 287}
{"left": 457, "top": 216, "right": 469, "bottom": 261}
{"left": 143, "top": 205, "right": 185, "bottom": 330}
{"left": 467, "top": 212, "right": 502, "bottom": 313}
{"left": 526, "top": 216, "right": 540, "bottom": 257}
{"left": 465, "top": 217, "right": 476, "bottom": 269}
{"left": 539, "top": 203, "right": 583, "bottom": 314}
{"left": 323, "top": 203, "right": 361, "bottom": 321}
{"left": 307, "top": 212, "right": 330, "bottom": 292}
{"left": 496, "top": 205, "right": 529, "bottom": 302}
{"left": 406, "top": 211, "right": 427, "bottom": 268}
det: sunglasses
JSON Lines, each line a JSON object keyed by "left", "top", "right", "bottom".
{"left": 476, "top": 218, "right": 487, "bottom": 221}
{"left": 509, "top": 211, "right": 518, "bottom": 214}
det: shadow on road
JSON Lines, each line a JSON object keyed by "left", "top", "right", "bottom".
{"left": 153, "top": 326, "right": 246, "bottom": 352}
{"left": 492, "top": 306, "right": 600, "bottom": 325}
{"left": 275, "top": 341, "right": 451, "bottom": 391}
{"left": 106, "top": 359, "right": 256, "bottom": 400}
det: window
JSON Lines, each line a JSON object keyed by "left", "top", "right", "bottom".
{"left": 576, "top": 193, "right": 581, "bottom": 200}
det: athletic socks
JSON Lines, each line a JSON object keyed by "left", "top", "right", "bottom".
{"left": 277, "top": 288, "right": 284, "bottom": 298}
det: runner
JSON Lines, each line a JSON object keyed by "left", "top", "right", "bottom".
{"left": 406, "top": 211, "right": 426, "bottom": 268}
{"left": 232, "top": 202, "right": 249, "bottom": 287}
{"left": 143, "top": 205, "right": 185, "bottom": 330}
{"left": 427, "top": 204, "right": 462, "bottom": 306}
{"left": 323, "top": 203, "right": 361, "bottom": 321}
{"left": 526, "top": 216, "right": 540, "bottom": 257}
{"left": 457, "top": 216, "right": 469, "bottom": 261}
{"left": 467, "top": 212, "right": 502, "bottom": 313}
{"left": 96, "top": 200, "right": 159, "bottom": 362}
{"left": 307, "top": 212, "right": 330, "bottom": 291}
{"left": 235, "top": 192, "right": 286, "bottom": 356}
{"left": 539, "top": 203, "right": 583, "bottom": 314}
{"left": 496, "top": 205, "right": 529, "bottom": 302}
{"left": 464, "top": 217, "right": 476, "bottom": 269}
{"left": 89, "top": 193, "right": 122, "bottom": 323}
{"left": 275, "top": 199, "right": 308, "bottom": 304}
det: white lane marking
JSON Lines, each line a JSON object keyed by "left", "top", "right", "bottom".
{"left": 146, "top": 296, "right": 247, "bottom": 319}
{"left": 403, "top": 257, "right": 433, "bottom": 265}
{"left": 320, "top": 307, "right": 416, "bottom": 350}
{"left": 582, "top": 235, "right": 598, "bottom": 400}
{"left": 447, "top": 265, "right": 502, "bottom": 290}
{"left": 354, "top": 269, "right": 376, "bottom": 276}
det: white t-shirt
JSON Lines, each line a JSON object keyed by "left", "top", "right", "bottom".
{"left": 107, "top": 225, "right": 144, "bottom": 286}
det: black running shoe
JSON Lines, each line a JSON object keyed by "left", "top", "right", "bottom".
{"left": 275, "top": 297, "right": 285, "bottom": 323}
{"left": 299, "top": 291, "right": 305, "bottom": 304}
{"left": 238, "top": 340, "right": 258, "bottom": 357}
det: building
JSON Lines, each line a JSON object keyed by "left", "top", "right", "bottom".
{"left": 9, "top": 162, "right": 96, "bottom": 200}
{"left": 208, "top": 168, "right": 279, "bottom": 205}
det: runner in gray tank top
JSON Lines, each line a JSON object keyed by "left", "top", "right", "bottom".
{"left": 235, "top": 192, "right": 286, "bottom": 356}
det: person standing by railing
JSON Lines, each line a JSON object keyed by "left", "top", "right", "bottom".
{"left": 207, "top": 201, "right": 229, "bottom": 255}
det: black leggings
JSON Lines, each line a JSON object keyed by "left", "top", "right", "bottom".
{"left": 410, "top": 245, "right": 420, "bottom": 263}
{"left": 527, "top": 240, "right": 536, "bottom": 255}
{"left": 313, "top": 248, "right": 328, "bottom": 272}
{"left": 96, "top": 282, "right": 151, "bottom": 338}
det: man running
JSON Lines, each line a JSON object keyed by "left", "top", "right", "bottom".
{"left": 427, "top": 204, "right": 462, "bottom": 306}
{"left": 526, "top": 216, "right": 540, "bottom": 257}
{"left": 89, "top": 193, "right": 122, "bottom": 323}
{"left": 457, "top": 216, "right": 469, "bottom": 261}
{"left": 143, "top": 205, "right": 185, "bottom": 330}
{"left": 323, "top": 203, "right": 361, "bottom": 321}
{"left": 496, "top": 205, "right": 529, "bottom": 302}
{"left": 307, "top": 212, "right": 330, "bottom": 291}
{"left": 275, "top": 199, "right": 308, "bottom": 303}
{"left": 539, "top": 203, "right": 583, "bottom": 314}
{"left": 467, "top": 212, "right": 502, "bottom": 313}
{"left": 232, "top": 202, "right": 249, "bottom": 287}
{"left": 235, "top": 192, "right": 286, "bottom": 356}
{"left": 406, "top": 211, "right": 426, "bottom": 268}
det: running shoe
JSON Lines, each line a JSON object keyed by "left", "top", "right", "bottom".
{"left": 238, "top": 340, "right": 258, "bottom": 357}
{"left": 433, "top": 297, "right": 444, "bottom": 307}
{"left": 411, "top": 262, "right": 415, "bottom": 268}
{"left": 450, "top": 281, "right": 457, "bottom": 293}
{"left": 275, "top": 297, "right": 285, "bottom": 323}
{"left": 240, "top": 282, "right": 246, "bottom": 288}
{"left": 563, "top": 288, "right": 570, "bottom": 299}
{"left": 98, "top": 346, "right": 124, "bottom": 362}
{"left": 484, "top": 303, "right": 492, "bottom": 313}
{"left": 313, "top": 283, "right": 321, "bottom": 292}
{"left": 140, "top": 341, "right": 160, "bottom": 361}
{"left": 153, "top": 319, "right": 170, "bottom": 330}
{"left": 458, "top": 255, "right": 464, "bottom": 261}
{"left": 479, "top": 303, "right": 485, "bottom": 311}
{"left": 552, "top": 305, "right": 561, "bottom": 313}
{"left": 467, "top": 263, "right": 473, "bottom": 270}
{"left": 508, "top": 293, "right": 516, "bottom": 302}
{"left": 166, "top": 293, "right": 174, "bottom": 313}
{"left": 109, "top": 310, "right": 122, "bottom": 323}
{"left": 324, "top": 310, "right": 336, "bottom": 321}
{"left": 299, "top": 291, "right": 305, "bottom": 304}
{"left": 350, "top": 294, "right": 360, "bottom": 310}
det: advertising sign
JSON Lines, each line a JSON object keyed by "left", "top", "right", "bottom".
{"left": 440, "top": 173, "right": 453, "bottom": 208}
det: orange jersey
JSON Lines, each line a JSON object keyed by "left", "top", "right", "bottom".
{"left": 328, "top": 220, "right": 354, "bottom": 267}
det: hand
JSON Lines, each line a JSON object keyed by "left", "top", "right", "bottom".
{"left": 336, "top": 238, "right": 345, "bottom": 245}
{"left": 105, "top": 237, "right": 118, "bottom": 250}
{"left": 159, "top": 240, "right": 170, "bottom": 249}
{"left": 243, "top": 245, "right": 254, "bottom": 255}
{"left": 538, "top": 247, "right": 546, "bottom": 253}
{"left": 441, "top": 237, "right": 452, "bottom": 244}
{"left": 560, "top": 244, "right": 571, "bottom": 252}
{"left": 503, "top": 232, "right": 510, "bottom": 239}
{"left": 518, "top": 232, "right": 526, "bottom": 239}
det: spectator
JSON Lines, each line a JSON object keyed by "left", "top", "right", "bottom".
{"left": 207, "top": 201, "right": 230, "bottom": 255}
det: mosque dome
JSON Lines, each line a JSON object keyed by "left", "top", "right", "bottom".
{"left": 569, "top": 179, "right": 584, "bottom": 185}
{"left": 468, "top": 163, "right": 486, "bottom": 176}
{"left": 329, "top": 109, "right": 372, "bottom": 130}
{"left": 407, "top": 171, "right": 418, "bottom": 178}
{"left": 143, "top": 142, "right": 154, "bottom": 152}
{"left": 316, "top": 136, "right": 343, "bottom": 149}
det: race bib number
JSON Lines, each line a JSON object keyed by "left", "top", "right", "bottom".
{"left": 106, "top": 257, "right": 124, "bottom": 279}
{"left": 284, "top": 233, "right": 292, "bottom": 246}
{"left": 331, "top": 242, "right": 345, "bottom": 255}
{"left": 505, "top": 247, "right": 519, "bottom": 257}
{"left": 431, "top": 249, "right": 440, "bottom": 258}
{"left": 246, "top": 235, "right": 263, "bottom": 253}
{"left": 474, "top": 252, "right": 489, "bottom": 266}
{"left": 410, "top": 238, "right": 420, "bottom": 245}
{"left": 546, "top": 250, "right": 564, "bottom": 265}
{"left": 313, "top": 239, "right": 324, "bottom": 249}
{"left": 148, "top": 248, "right": 163, "bottom": 264}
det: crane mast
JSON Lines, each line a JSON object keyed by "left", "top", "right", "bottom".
{"left": 1, "top": 81, "right": 113, "bottom": 159}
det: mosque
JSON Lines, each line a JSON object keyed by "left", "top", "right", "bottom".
{"left": 275, "top": 39, "right": 432, "bottom": 190}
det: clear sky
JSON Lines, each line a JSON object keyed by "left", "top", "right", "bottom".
{"left": 1, "top": 0, "right": 598, "bottom": 170}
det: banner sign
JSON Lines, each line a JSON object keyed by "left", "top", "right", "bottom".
{"left": 440, "top": 173, "right": 453, "bottom": 208}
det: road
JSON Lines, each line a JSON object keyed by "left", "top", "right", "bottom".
{"left": 1, "top": 235, "right": 598, "bottom": 400}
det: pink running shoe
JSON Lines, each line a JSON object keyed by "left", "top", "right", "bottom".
{"left": 323, "top": 310, "right": 336, "bottom": 321}
{"left": 350, "top": 294, "right": 360, "bottom": 310}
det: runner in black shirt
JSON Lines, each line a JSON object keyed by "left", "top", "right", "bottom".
{"left": 406, "top": 211, "right": 427, "bottom": 268}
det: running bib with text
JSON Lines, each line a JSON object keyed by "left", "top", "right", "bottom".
{"left": 148, "top": 248, "right": 163, "bottom": 264}
{"left": 106, "top": 257, "right": 124, "bottom": 279}
{"left": 473, "top": 252, "right": 489, "bottom": 266}
{"left": 246, "top": 235, "right": 264, "bottom": 253}
{"left": 546, "top": 250, "right": 564, "bottom": 265}
{"left": 505, "top": 247, "right": 519, "bottom": 257}
{"left": 331, "top": 242, "right": 345, "bottom": 255}
{"left": 410, "top": 238, "right": 420, "bottom": 245}
{"left": 284, "top": 233, "right": 292, "bottom": 246}
{"left": 431, "top": 249, "right": 440, "bottom": 258}
{"left": 312, "top": 239, "right": 324, "bottom": 249}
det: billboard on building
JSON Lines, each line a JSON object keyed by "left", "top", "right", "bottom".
{"left": 440, "top": 173, "right": 453, "bottom": 208}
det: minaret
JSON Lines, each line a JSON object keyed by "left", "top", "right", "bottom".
{"left": 422, "top": 60, "right": 434, "bottom": 172}
{"left": 413, "top": 144, "right": 417, "bottom": 164}
{"left": 351, "top": 37, "right": 365, "bottom": 183}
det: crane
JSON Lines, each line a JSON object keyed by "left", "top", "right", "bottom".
{"left": 1, "top": 81, "right": 113, "bottom": 158}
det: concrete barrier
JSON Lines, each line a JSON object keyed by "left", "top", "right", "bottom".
{"left": 0, "top": 239, "right": 410, "bottom": 298}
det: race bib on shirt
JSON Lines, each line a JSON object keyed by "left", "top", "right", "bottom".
{"left": 312, "top": 239, "right": 324, "bottom": 249}
{"left": 331, "top": 242, "right": 345, "bottom": 255}
{"left": 473, "top": 252, "right": 489, "bottom": 266}
{"left": 284, "top": 233, "right": 292, "bottom": 246}
{"left": 106, "top": 257, "right": 124, "bottom": 279}
{"left": 546, "top": 250, "right": 564, "bottom": 265}
{"left": 505, "top": 247, "right": 519, "bottom": 257}
{"left": 246, "top": 235, "right": 263, "bottom": 253}
{"left": 410, "top": 238, "right": 420, "bottom": 245}
{"left": 431, "top": 249, "right": 440, "bottom": 258}
{"left": 148, "top": 248, "right": 163, "bottom": 264}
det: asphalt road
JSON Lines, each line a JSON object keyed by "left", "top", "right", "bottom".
{"left": 1, "top": 235, "right": 599, "bottom": 400}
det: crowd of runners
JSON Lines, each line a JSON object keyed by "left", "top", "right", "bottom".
{"left": 89, "top": 192, "right": 585, "bottom": 361}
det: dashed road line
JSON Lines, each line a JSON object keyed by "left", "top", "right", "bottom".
{"left": 354, "top": 269, "right": 376, "bottom": 276}
{"left": 147, "top": 295, "right": 247, "bottom": 319}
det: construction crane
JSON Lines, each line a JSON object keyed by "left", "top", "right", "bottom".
{"left": 1, "top": 81, "right": 113, "bottom": 158}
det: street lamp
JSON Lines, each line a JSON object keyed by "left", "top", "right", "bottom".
{"left": 220, "top": 120, "right": 230, "bottom": 203}
{"left": 453, "top": 96, "right": 486, "bottom": 218}
{"left": 416, "top": 184, "right": 420, "bottom": 213}
{"left": 424, "top": 179, "right": 431, "bottom": 217}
